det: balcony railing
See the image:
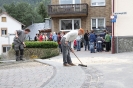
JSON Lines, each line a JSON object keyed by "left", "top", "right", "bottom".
{"left": 48, "top": 3, "right": 88, "bottom": 17}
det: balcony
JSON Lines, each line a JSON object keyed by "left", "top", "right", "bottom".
{"left": 48, "top": 3, "right": 88, "bottom": 17}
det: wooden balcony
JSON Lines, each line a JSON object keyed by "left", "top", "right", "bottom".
{"left": 48, "top": 3, "right": 88, "bottom": 17}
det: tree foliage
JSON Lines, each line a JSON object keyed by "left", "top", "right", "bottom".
{"left": 1, "top": 0, "right": 51, "bottom": 27}
{"left": 3, "top": 2, "right": 46, "bottom": 26}
{"left": 37, "top": 1, "right": 47, "bottom": 21}
{"left": 0, "top": 8, "right": 2, "bottom": 13}
{"left": 0, "top": 0, "right": 43, "bottom": 7}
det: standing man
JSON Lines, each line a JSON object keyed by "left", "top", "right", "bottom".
{"left": 76, "top": 35, "right": 82, "bottom": 51}
{"left": 84, "top": 30, "right": 89, "bottom": 51}
{"left": 61, "top": 28, "right": 84, "bottom": 66}
{"left": 105, "top": 32, "right": 111, "bottom": 52}
{"left": 89, "top": 30, "right": 96, "bottom": 53}
{"left": 57, "top": 32, "right": 62, "bottom": 53}
{"left": 13, "top": 29, "right": 30, "bottom": 61}
{"left": 52, "top": 32, "right": 57, "bottom": 42}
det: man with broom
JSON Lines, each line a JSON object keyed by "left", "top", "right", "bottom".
{"left": 61, "top": 28, "right": 84, "bottom": 66}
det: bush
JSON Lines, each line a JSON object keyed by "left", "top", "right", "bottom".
{"left": 9, "top": 41, "right": 59, "bottom": 59}
{"left": 8, "top": 48, "right": 59, "bottom": 59}
{"left": 25, "top": 41, "right": 58, "bottom": 48}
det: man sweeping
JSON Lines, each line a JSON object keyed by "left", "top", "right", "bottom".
{"left": 13, "top": 29, "right": 30, "bottom": 61}
{"left": 61, "top": 28, "right": 84, "bottom": 66}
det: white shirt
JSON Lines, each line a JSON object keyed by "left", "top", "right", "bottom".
{"left": 64, "top": 30, "right": 78, "bottom": 42}
{"left": 76, "top": 35, "right": 82, "bottom": 41}
{"left": 63, "top": 30, "right": 78, "bottom": 48}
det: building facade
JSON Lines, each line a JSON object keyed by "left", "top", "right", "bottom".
{"left": 48, "top": 0, "right": 112, "bottom": 34}
{"left": 113, "top": 0, "right": 133, "bottom": 53}
{"left": 0, "top": 12, "right": 24, "bottom": 54}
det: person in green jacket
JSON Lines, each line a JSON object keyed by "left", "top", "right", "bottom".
{"left": 105, "top": 32, "right": 111, "bottom": 52}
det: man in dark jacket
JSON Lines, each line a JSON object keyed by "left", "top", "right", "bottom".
{"left": 84, "top": 30, "right": 89, "bottom": 51}
{"left": 89, "top": 30, "right": 96, "bottom": 53}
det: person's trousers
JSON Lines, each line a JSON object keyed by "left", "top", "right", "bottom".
{"left": 84, "top": 40, "right": 89, "bottom": 50}
{"left": 90, "top": 42, "right": 95, "bottom": 53}
{"left": 14, "top": 43, "right": 24, "bottom": 60}
{"left": 106, "top": 42, "right": 110, "bottom": 51}
{"left": 61, "top": 37, "right": 72, "bottom": 64}
{"left": 76, "top": 40, "right": 81, "bottom": 51}
{"left": 97, "top": 43, "right": 102, "bottom": 52}
{"left": 58, "top": 44, "right": 62, "bottom": 53}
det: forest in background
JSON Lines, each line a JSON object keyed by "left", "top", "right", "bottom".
{"left": 0, "top": 0, "right": 51, "bottom": 27}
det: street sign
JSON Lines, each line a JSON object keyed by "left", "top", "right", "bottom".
{"left": 111, "top": 18, "right": 116, "bottom": 23}
{"left": 114, "top": 12, "right": 127, "bottom": 15}
{"left": 114, "top": 15, "right": 117, "bottom": 19}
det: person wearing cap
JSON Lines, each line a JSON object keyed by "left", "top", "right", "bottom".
{"left": 61, "top": 28, "right": 84, "bottom": 66}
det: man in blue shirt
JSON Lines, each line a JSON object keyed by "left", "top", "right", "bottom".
{"left": 52, "top": 32, "right": 57, "bottom": 42}
{"left": 89, "top": 30, "right": 96, "bottom": 53}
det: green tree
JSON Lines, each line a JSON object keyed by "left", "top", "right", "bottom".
{"left": 37, "top": 1, "right": 47, "bottom": 21}
{"left": 4, "top": 2, "right": 43, "bottom": 27}
{"left": 0, "top": 8, "right": 2, "bottom": 13}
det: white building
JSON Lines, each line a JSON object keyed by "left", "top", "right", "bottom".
{"left": 112, "top": 0, "right": 133, "bottom": 53}
{"left": 26, "top": 18, "right": 51, "bottom": 40}
{"left": 0, "top": 12, "right": 24, "bottom": 54}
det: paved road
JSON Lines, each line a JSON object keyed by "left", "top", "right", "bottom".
{"left": 37, "top": 50, "right": 133, "bottom": 88}
{"left": 0, "top": 61, "right": 54, "bottom": 88}
{"left": 0, "top": 50, "right": 133, "bottom": 88}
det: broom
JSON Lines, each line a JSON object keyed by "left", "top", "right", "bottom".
{"left": 68, "top": 46, "right": 87, "bottom": 67}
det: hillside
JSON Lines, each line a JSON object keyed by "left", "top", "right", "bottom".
{"left": 0, "top": 0, "right": 51, "bottom": 7}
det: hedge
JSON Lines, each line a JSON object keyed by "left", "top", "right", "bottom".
{"left": 25, "top": 41, "right": 58, "bottom": 48}
{"left": 8, "top": 48, "right": 59, "bottom": 59}
{"left": 9, "top": 41, "right": 59, "bottom": 59}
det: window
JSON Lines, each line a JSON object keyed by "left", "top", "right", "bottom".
{"left": 1, "top": 28, "right": 7, "bottom": 36}
{"left": 2, "top": 45, "right": 11, "bottom": 53}
{"left": 60, "top": 0, "right": 80, "bottom": 4}
{"left": 1, "top": 17, "right": 7, "bottom": 22}
{"left": 60, "top": 19, "right": 81, "bottom": 31}
{"left": 91, "top": 18, "right": 105, "bottom": 30}
{"left": 91, "top": 0, "right": 105, "bottom": 6}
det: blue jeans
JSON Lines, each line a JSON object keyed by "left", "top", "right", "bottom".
{"left": 90, "top": 42, "right": 95, "bottom": 53}
{"left": 84, "top": 40, "right": 89, "bottom": 50}
{"left": 97, "top": 43, "right": 102, "bottom": 52}
{"left": 77, "top": 41, "right": 81, "bottom": 51}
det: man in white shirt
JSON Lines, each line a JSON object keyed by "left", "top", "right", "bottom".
{"left": 61, "top": 28, "right": 84, "bottom": 66}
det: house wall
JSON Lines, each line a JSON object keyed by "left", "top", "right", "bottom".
{"left": 51, "top": 0, "right": 112, "bottom": 33}
{"left": 114, "top": 0, "right": 133, "bottom": 53}
{"left": 0, "top": 14, "right": 22, "bottom": 54}
{"left": 114, "top": 0, "right": 133, "bottom": 36}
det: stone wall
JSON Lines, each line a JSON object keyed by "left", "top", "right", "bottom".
{"left": 115, "top": 36, "right": 133, "bottom": 53}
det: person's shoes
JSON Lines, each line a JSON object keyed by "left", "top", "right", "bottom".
{"left": 20, "top": 56, "right": 25, "bottom": 61}
{"left": 63, "top": 63, "right": 71, "bottom": 66}
{"left": 69, "top": 63, "right": 76, "bottom": 66}
{"left": 16, "top": 56, "right": 20, "bottom": 61}
{"left": 20, "top": 59, "right": 25, "bottom": 61}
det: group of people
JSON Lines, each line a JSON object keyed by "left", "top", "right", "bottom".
{"left": 73, "top": 30, "right": 112, "bottom": 53}
{"left": 34, "top": 31, "right": 66, "bottom": 53}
